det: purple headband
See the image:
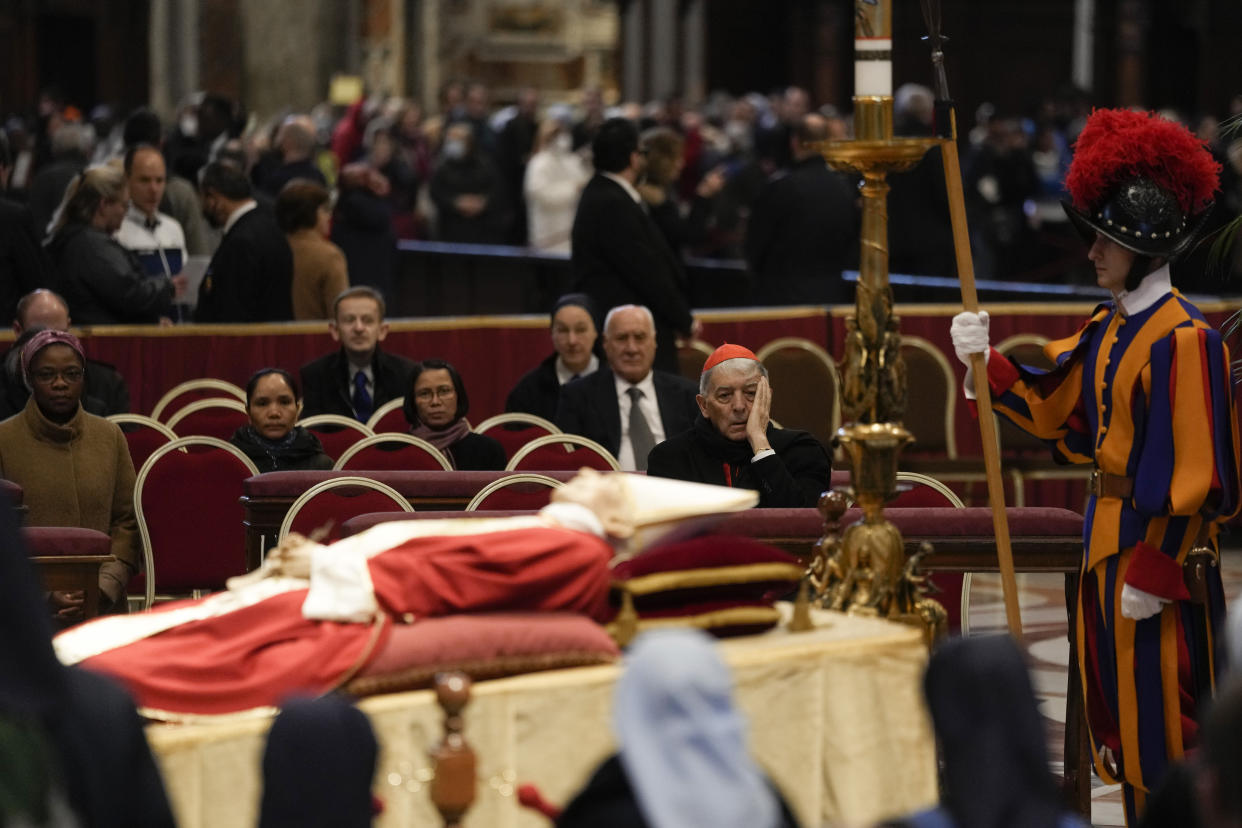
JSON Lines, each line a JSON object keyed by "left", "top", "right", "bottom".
{"left": 21, "top": 329, "right": 85, "bottom": 385}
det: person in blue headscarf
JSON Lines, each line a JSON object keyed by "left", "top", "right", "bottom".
{"left": 557, "top": 628, "right": 798, "bottom": 828}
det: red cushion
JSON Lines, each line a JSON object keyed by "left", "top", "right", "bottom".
{"left": 610, "top": 536, "right": 804, "bottom": 638}
{"left": 23, "top": 527, "right": 111, "bottom": 557}
{"left": 709, "top": 506, "right": 1083, "bottom": 540}
{"left": 345, "top": 612, "right": 619, "bottom": 697}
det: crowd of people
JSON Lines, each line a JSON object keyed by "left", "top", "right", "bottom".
{"left": 5, "top": 81, "right": 1242, "bottom": 336}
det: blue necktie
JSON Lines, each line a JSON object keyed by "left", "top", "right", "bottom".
{"left": 352, "top": 371, "right": 373, "bottom": 423}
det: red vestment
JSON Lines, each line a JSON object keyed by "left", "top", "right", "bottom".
{"left": 65, "top": 523, "right": 613, "bottom": 717}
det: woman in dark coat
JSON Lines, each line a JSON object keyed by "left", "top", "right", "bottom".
{"left": 403, "top": 359, "right": 505, "bottom": 471}
{"left": 230, "top": 368, "right": 333, "bottom": 472}
{"left": 0, "top": 497, "right": 175, "bottom": 828}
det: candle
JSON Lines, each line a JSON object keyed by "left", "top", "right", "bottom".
{"left": 854, "top": 0, "right": 893, "bottom": 97}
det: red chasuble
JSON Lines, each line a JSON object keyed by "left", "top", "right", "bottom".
{"left": 71, "top": 524, "right": 613, "bottom": 717}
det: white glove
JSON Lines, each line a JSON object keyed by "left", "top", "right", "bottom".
{"left": 1120, "top": 584, "right": 1168, "bottom": 620}
{"left": 950, "top": 311, "right": 991, "bottom": 367}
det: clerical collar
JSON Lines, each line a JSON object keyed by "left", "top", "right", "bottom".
{"left": 1114, "top": 263, "right": 1172, "bottom": 317}
{"left": 556, "top": 354, "right": 598, "bottom": 385}
{"left": 601, "top": 171, "right": 641, "bottom": 205}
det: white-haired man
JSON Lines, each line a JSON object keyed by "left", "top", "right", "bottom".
{"left": 647, "top": 342, "right": 832, "bottom": 506}
{"left": 555, "top": 304, "right": 698, "bottom": 471}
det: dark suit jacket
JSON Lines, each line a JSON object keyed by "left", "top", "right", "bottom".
{"left": 745, "top": 156, "right": 859, "bottom": 305}
{"left": 48, "top": 225, "right": 173, "bottom": 324}
{"left": 554, "top": 367, "right": 699, "bottom": 459}
{"left": 299, "top": 346, "right": 417, "bottom": 420}
{"left": 0, "top": 197, "right": 54, "bottom": 323}
{"left": 647, "top": 418, "right": 833, "bottom": 507}
{"left": 571, "top": 175, "right": 693, "bottom": 374}
{"left": 194, "top": 206, "right": 293, "bottom": 322}
{"left": 504, "top": 352, "right": 561, "bottom": 422}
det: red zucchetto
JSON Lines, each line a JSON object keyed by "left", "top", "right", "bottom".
{"left": 702, "top": 343, "right": 759, "bottom": 374}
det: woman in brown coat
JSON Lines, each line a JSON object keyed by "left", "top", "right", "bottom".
{"left": 277, "top": 179, "right": 350, "bottom": 320}
{"left": 0, "top": 329, "right": 138, "bottom": 618}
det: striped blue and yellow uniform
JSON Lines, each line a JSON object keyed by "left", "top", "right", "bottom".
{"left": 987, "top": 288, "right": 1240, "bottom": 823}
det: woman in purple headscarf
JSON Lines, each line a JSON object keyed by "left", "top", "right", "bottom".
{"left": 0, "top": 329, "right": 139, "bottom": 618}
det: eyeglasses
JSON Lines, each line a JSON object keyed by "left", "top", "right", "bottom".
{"left": 32, "top": 367, "right": 85, "bottom": 385}
{"left": 414, "top": 386, "right": 456, "bottom": 401}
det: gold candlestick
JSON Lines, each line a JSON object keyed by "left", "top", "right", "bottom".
{"left": 804, "top": 1, "right": 945, "bottom": 643}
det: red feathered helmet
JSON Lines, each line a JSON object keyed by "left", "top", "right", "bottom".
{"left": 1063, "top": 108, "right": 1220, "bottom": 259}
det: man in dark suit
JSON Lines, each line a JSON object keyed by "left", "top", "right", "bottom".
{"left": 571, "top": 118, "right": 695, "bottom": 375}
{"left": 0, "top": 130, "right": 54, "bottom": 324}
{"left": 300, "top": 286, "right": 416, "bottom": 422}
{"left": 745, "top": 113, "right": 859, "bottom": 306}
{"left": 195, "top": 161, "right": 293, "bottom": 322}
{"left": 555, "top": 304, "right": 698, "bottom": 471}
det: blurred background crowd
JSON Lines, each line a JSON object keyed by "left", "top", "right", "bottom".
{"left": 5, "top": 77, "right": 1242, "bottom": 318}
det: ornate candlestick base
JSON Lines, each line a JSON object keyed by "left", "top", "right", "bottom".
{"left": 809, "top": 423, "right": 946, "bottom": 647}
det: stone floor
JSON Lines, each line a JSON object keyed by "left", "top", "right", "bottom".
{"left": 964, "top": 545, "right": 1242, "bottom": 827}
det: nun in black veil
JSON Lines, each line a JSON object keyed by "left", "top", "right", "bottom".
{"left": 0, "top": 501, "right": 175, "bottom": 827}
{"left": 883, "top": 635, "right": 1086, "bottom": 828}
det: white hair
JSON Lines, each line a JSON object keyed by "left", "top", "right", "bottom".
{"left": 699, "top": 357, "right": 765, "bottom": 395}
{"left": 603, "top": 304, "right": 655, "bottom": 336}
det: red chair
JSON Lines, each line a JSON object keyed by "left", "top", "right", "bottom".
{"left": 278, "top": 476, "right": 412, "bottom": 544}
{"left": 473, "top": 413, "right": 561, "bottom": 462}
{"left": 505, "top": 434, "right": 620, "bottom": 472}
{"left": 892, "top": 471, "right": 969, "bottom": 634}
{"left": 297, "top": 415, "right": 375, "bottom": 464}
{"left": 150, "top": 378, "right": 247, "bottom": 421}
{"left": 366, "top": 398, "right": 408, "bottom": 433}
{"left": 334, "top": 434, "right": 452, "bottom": 471}
{"left": 107, "top": 414, "right": 179, "bottom": 470}
{"left": 465, "top": 473, "right": 563, "bottom": 511}
{"left": 677, "top": 338, "right": 716, "bottom": 384}
{"left": 165, "top": 398, "right": 251, "bottom": 441}
{"left": 134, "top": 436, "right": 260, "bottom": 608}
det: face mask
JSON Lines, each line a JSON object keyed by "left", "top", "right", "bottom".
{"left": 179, "top": 114, "right": 198, "bottom": 138}
{"left": 443, "top": 139, "right": 466, "bottom": 160}
{"left": 725, "top": 120, "right": 752, "bottom": 153}
{"left": 553, "top": 133, "right": 572, "bottom": 153}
